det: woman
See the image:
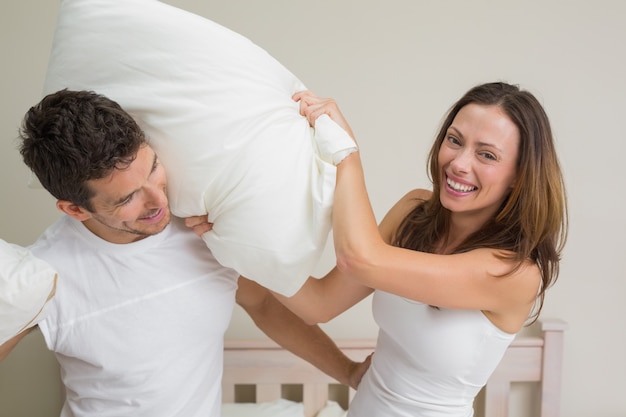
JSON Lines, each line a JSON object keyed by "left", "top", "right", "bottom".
{"left": 189, "top": 82, "right": 568, "bottom": 416}
{"left": 291, "top": 82, "right": 567, "bottom": 416}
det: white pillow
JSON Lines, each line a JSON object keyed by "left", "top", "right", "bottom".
{"left": 221, "top": 400, "right": 304, "bottom": 417}
{"left": 43, "top": 0, "right": 355, "bottom": 295}
{"left": 0, "top": 239, "right": 57, "bottom": 345}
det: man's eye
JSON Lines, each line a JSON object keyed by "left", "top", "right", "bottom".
{"left": 119, "top": 195, "right": 134, "bottom": 206}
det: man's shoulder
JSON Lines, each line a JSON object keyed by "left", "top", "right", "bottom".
{"left": 30, "top": 216, "right": 75, "bottom": 248}
{"left": 28, "top": 216, "right": 90, "bottom": 267}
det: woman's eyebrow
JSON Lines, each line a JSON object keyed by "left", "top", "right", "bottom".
{"left": 449, "top": 125, "right": 503, "bottom": 151}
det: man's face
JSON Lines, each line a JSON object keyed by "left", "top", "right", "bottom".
{"left": 81, "top": 144, "right": 171, "bottom": 243}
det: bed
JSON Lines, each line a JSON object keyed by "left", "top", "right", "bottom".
{"left": 222, "top": 318, "right": 567, "bottom": 417}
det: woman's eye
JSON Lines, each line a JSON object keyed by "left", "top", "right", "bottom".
{"left": 447, "top": 135, "right": 461, "bottom": 146}
{"left": 480, "top": 152, "right": 497, "bottom": 161}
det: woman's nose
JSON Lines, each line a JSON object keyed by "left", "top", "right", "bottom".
{"left": 450, "top": 149, "right": 472, "bottom": 174}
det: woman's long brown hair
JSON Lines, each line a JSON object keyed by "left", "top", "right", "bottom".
{"left": 394, "top": 82, "right": 568, "bottom": 323}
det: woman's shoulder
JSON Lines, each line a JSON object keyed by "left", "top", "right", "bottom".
{"left": 402, "top": 188, "right": 432, "bottom": 202}
{"left": 388, "top": 188, "right": 431, "bottom": 216}
{"left": 379, "top": 189, "right": 432, "bottom": 241}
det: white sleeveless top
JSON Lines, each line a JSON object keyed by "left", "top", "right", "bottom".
{"left": 348, "top": 290, "right": 515, "bottom": 417}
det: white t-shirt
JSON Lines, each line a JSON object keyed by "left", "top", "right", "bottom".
{"left": 31, "top": 216, "right": 239, "bottom": 417}
{"left": 348, "top": 291, "right": 516, "bottom": 417}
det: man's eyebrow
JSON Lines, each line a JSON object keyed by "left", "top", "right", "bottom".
{"left": 111, "top": 151, "right": 157, "bottom": 206}
{"left": 150, "top": 152, "right": 158, "bottom": 173}
{"left": 112, "top": 190, "right": 135, "bottom": 206}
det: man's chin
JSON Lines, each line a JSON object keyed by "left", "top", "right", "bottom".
{"left": 131, "top": 211, "right": 171, "bottom": 240}
{"left": 153, "top": 218, "right": 171, "bottom": 235}
{"left": 149, "top": 212, "right": 171, "bottom": 235}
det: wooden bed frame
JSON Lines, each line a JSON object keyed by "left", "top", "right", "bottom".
{"left": 223, "top": 318, "right": 567, "bottom": 417}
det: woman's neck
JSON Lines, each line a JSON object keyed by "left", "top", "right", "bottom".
{"left": 437, "top": 212, "right": 488, "bottom": 254}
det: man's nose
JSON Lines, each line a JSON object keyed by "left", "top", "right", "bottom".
{"left": 145, "top": 183, "right": 168, "bottom": 207}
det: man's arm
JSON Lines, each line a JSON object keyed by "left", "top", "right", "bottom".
{"left": 236, "top": 276, "right": 370, "bottom": 389}
{"left": 0, "top": 327, "right": 34, "bottom": 362}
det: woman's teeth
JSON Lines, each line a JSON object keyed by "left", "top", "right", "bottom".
{"left": 447, "top": 177, "right": 477, "bottom": 192}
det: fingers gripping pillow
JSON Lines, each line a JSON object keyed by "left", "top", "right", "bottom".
{"left": 0, "top": 239, "right": 57, "bottom": 345}
{"left": 43, "top": 0, "right": 355, "bottom": 296}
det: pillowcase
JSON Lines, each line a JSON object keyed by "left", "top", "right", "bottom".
{"left": 43, "top": 0, "right": 355, "bottom": 295}
{"left": 221, "top": 399, "right": 304, "bottom": 417}
{"left": 0, "top": 239, "right": 57, "bottom": 345}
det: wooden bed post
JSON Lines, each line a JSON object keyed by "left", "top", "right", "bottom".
{"left": 484, "top": 318, "right": 567, "bottom": 417}
{"left": 539, "top": 318, "right": 568, "bottom": 417}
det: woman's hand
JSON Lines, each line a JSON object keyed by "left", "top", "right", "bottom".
{"left": 292, "top": 90, "right": 356, "bottom": 140}
{"left": 184, "top": 215, "right": 213, "bottom": 237}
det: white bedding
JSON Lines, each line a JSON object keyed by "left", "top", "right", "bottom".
{"left": 221, "top": 400, "right": 346, "bottom": 417}
{"left": 0, "top": 239, "right": 57, "bottom": 344}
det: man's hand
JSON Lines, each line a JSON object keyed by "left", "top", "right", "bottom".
{"left": 347, "top": 353, "right": 373, "bottom": 389}
{"left": 184, "top": 215, "right": 213, "bottom": 237}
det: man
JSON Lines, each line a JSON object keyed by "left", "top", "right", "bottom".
{"left": 0, "top": 89, "right": 367, "bottom": 417}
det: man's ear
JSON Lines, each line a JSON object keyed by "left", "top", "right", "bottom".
{"left": 56, "top": 200, "right": 92, "bottom": 221}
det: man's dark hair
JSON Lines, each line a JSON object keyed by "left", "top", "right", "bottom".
{"left": 19, "top": 89, "right": 146, "bottom": 210}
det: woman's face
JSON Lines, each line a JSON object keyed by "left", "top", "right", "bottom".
{"left": 438, "top": 103, "right": 520, "bottom": 225}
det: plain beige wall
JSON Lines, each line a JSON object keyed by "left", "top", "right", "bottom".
{"left": 1, "top": 1, "right": 625, "bottom": 416}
